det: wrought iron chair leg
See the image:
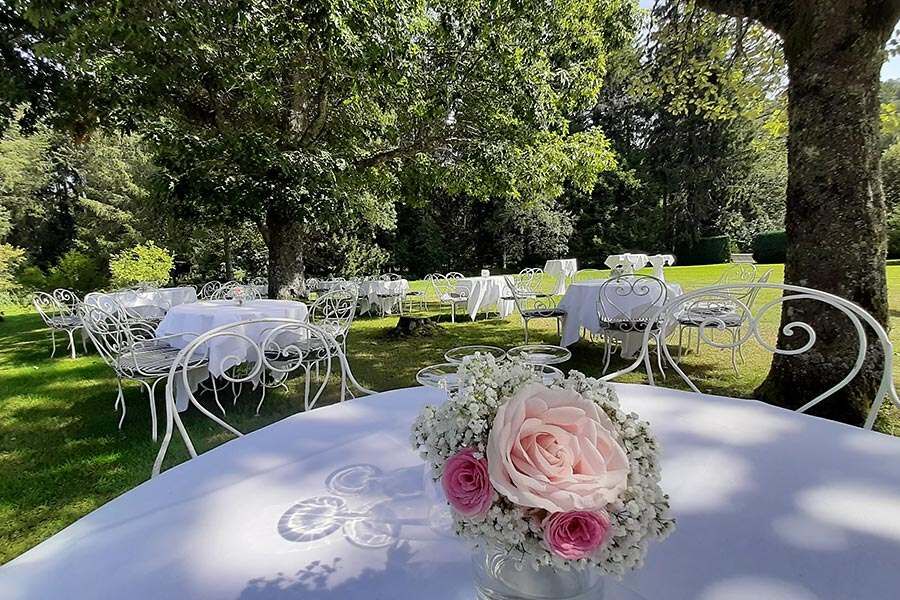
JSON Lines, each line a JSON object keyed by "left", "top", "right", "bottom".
{"left": 149, "top": 378, "right": 163, "bottom": 442}
{"left": 523, "top": 318, "right": 530, "bottom": 343}
{"left": 49, "top": 330, "right": 57, "bottom": 358}
{"left": 66, "top": 329, "right": 76, "bottom": 359}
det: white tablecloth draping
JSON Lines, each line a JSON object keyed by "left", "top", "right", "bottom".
{"left": 85, "top": 286, "right": 197, "bottom": 319}
{"left": 3, "top": 384, "right": 899, "bottom": 600}
{"left": 605, "top": 253, "right": 650, "bottom": 274}
{"left": 647, "top": 255, "right": 675, "bottom": 280}
{"left": 455, "top": 275, "right": 515, "bottom": 320}
{"left": 544, "top": 258, "right": 578, "bottom": 294}
{"left": 558, "top": 280, "right": 683, "bottom": 357}
{"left": 357, "top": 279, "right": 409, "bottom": 315}
{"left": 155, "top": 299, "right": 309, "bottom": 410}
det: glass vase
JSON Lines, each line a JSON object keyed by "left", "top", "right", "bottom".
{"left": 472, "top": 542, "right": 604, "bottom": 600}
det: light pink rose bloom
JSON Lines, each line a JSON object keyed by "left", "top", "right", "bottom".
{"left": 486, "top": 383, "right": 629, "bottom": 512}
{"left": 441, "top": 448, "right": 493, "bottom": 517}
{"left": 542, "top": 511, "right": 611, "bottom": 560}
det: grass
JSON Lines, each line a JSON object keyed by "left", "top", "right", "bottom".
{"left": 1, "top": 262, "right": 899, "bottom": 564}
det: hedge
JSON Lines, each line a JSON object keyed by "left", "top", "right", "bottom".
{"left": 752, "top": 230, "right": 786, "bottom": 264}
{"left": 675, "top": 235, "right": 731, "bottom": 266}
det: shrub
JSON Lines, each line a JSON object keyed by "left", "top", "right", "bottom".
{"left": 752, "top": 230, "right": 787, "bottom": 263}
{"left": 109, "top": 242, "right": 174, "bottom": 287}
{"left": 675, "top": 235, "right": 731, "bottom": 265}
{"left": 15, "top": 266, "right": 48, "bottom": 291}
{"left": 0, "top": 244, "right": 27, "bottom": 298}
{"left": 47, "top": 250, "right": 109, "bottom": 294}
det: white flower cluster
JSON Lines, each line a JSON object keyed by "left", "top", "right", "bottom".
{"left": 410, "top": 355, "right": 675, "bottom": 576}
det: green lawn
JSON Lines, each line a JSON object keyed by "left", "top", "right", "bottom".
{"left": 1, "top": 263, "right": 899, "bottom": 564}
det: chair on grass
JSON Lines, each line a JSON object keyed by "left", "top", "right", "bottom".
{"left": 33, "top": 289, "right": 87, "bottom": 358}
{"left": 502, "top": 275, "right": 566, "bottom": 343}
{"left": 429, "top": 273, "right": 469, "bottom": 323}
{"left": 601, "top": 282, "right": 900, "bottom": 431}
{"left": 151, "top": 319, "right": 374, "bottom": 476}
{"left": 595, "top": 274, "right": 669, "bottom": 379}
{"left": 80, "top": 304, "right": 205, "bottom": 441}
{"left": 309, "top": 288, "right": 359, "bottom": 352}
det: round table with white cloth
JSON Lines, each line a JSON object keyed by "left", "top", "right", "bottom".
{"left": 155, "top": 299, "right": 309, "bottom": 410}
{"left": 85, "top": 286, "right": 197, "bottom": 319}
{"left": 557, "top": 279, "right": 683, "bottom": 357}
{"left": 454, "top": 275, "right": 515, "bottom": 321}
{"left": 357, "top": 279, "right": 409, "bottom": 315}
{"left": 605, "top": 253, "right": 650, "bottom": 273}
{"left": 3, "top": 383, "right": 899, "bottom": 600}
{"left": 544, "top": 258, "right": 578, "bottom": 294}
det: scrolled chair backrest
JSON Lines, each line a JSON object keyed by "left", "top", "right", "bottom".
{"left": 151, "top": 318, "right": 374, "bottom": 477}
{"left": 310, "top": 288, "right": 359, "bottom": 337}
{"left": 380, "top": 273, "right": 402, "bottom": 281}
{"left": 305, "top": 277, "right": 320, "bottom": 293}
{"left": 33, "top": 291, "right": 66, "bottom": 325}
{"left": 601, "top": 282, "right": 900, "bottom": 430}
{"left": 214, "top": 281, "right": 261, "bottom": 302}
{"left": 716, "top": 263, "right": 758, "bottom": 285}
{"left": 78, "top": 304, "right": 149, "bottom": 370}
{"left": 596, "top": 274, "right": 668, "bottom": 331}
{"left": 199, "top": 281, "right": 222, "bottom": 300}
{"left": 250, "top": 276, "right": 268, "bottom": 286}
{"left": 51, "top": 288, "right": 81, "bottom": 316}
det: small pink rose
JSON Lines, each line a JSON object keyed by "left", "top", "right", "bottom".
{"left": 441, "top": 448, "right": 493, "bottom": 517}
{"left": 543, "top": 511, "right": 611, "bottom": 560}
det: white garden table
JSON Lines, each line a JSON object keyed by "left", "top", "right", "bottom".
{"left": 2, "top": 384, "right": 899, "bottom": 600}
{"left": 606, "top": 253, "right": 650, "bottom": 274}
{"left": 357, "top": 279, "right": 409, "bottom": 315}
{"left": 544, "top": 258, "right": 578, "bottom": 294}
{"left": 455, "top": 275, "right": 515, "bottom": 320}
{"left": 155, "top": 299, "right": 309, "bottom": 410}
{"left": 558, "top": 280, "right": 683, "bottom": 356}
{"left": 85, "top": 286, "right": 197, "bottom": 319}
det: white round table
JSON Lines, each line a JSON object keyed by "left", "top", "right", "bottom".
{"left": 557, "top": 280, "right": 683, "bottom": 356}
{"left": 544, "top": 258, "right": 578, "bottom": 294}
{"left": 3, "top": 384, "right": 899, "bottom": 599}
{"left": 357, "top": 279, "right": 409, "bottom": 315}
{"left": 455, "top": 275, "right": 515, "bottom": 320}
{"left": 85, "top": 286, "right": 198, "bottom": 319}
{"left": 155, "top": 299, "right": 308, "bottom": 410}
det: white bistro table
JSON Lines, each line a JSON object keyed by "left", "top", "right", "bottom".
{"left": 455, "top": 275, "right": 515, "bottom": 321}
{"left": 544, "top": 258, "right": 578, "bottom": 294}
{"left": 357, "top": 279, "right": 409, "bottom": 315}
{"left": 155, "top": 299, "right": 309, "bottom": 410}
{"left": 85, "top": 286, "right": 198, "bottom": 319}
{"left": 2, "top": 384, "right": 899, "bottom": 600}
{"left": 558, "top": 279, "right": 682, "bottom": 356}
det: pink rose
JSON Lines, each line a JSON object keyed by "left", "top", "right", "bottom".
{"left": 542, "top": 511, "right": 611, "bottom": 560}
{"left": 486, "top": 383, "right": 629, "bottom": 513}
{"left": 441, "top": 448, "right": 493, "bottom": 517}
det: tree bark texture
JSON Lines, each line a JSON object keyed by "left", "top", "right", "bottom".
{"left": 266, "top": 203, "right": 306, "bottom": 300}
{"left": 695, "top": 0, "right": 899, "bottom": 424}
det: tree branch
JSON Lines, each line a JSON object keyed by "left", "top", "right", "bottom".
{"left": 693, "top": 0, "right": 790, "bottom": 33}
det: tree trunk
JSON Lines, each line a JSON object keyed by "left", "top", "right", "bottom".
{"left": 266, "top": 203, "right": 306, "bottom": 300}
{"left": 756, "top": 10, "right": 892, "bottom": 425}
{"left": 223, "top": 229, "right": 233, "bottom": 281}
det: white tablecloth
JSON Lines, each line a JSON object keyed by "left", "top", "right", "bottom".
{"left": 558, "top": 280, "right": 683, "bottom": 357}
{"left": 605, "top": 253, "right": 650, "bottom": 274}
{"left": 544, "top": 258, "right": 578, "bottom": 294}
{"left": 155, "top": 299, "right": 309, "bottom": 410}
{"left": 358, "top": 279, "right": 409, "bottom": 315}
{"left": 3, "top": 384, "right": 899, "bottom": 600}
{"left": 85, "top": 287, "right": 197, "bottom": 318}
{"left": 455, "top": 275, "right": 514, "bottom": 320}
{"left": 647, "top": 255, "right": 675, "bottom": 280}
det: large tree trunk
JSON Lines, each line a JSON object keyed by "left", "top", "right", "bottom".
{"left": 266, "top": 203, "right": 306, "bottom": 300}
{"left": 755, "top": 7, "right": 892, "bottom": 425}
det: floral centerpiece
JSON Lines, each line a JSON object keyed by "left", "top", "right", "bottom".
{"left": 411, "top": 355, "right": 674, "bottom": 599}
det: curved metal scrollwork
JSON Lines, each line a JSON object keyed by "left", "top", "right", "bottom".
{"left": 596, "top": 275, "right": 668, "bottom": 333}
{"left": 601, "top": 283, "right": 900, "bottom": 430}
{"left": 309, "top": 288, "right": 359, "bottom": 350}
{"left": 152, "top": 318, "right": 375, "bottom": 477}
{"left": 199, "top": 281, "right": 222, "bottom": 300}
{"left": 33, "top": 290, "right": 85, "bottom": 358}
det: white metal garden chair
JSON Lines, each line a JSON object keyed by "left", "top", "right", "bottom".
{"left": 595, "top": 274, "right": 669, "bottom": 379}
{"left": 80, "top": 304, "right": 205, "bottom": 440}
{"left": 502, "top": 275, "right": 566, "bottom": 343}
{"left": 602, "top": 282, "right": 900, "bottom": 430}
{"left": 33, "top": 289, "right": 87, "bottom": 358}
{"left": 517, "top": 267, "right": 552, "bottom": 298}
{"left": 213, "top": 281, "right": 262, "bottom": 301}
{"left": 151, "top": 318, "right": 374, "bottom": 476}
{"left": 199, "top": 281, "right": 222, "bottom": 300}
{"left": 429, "top": 273, "right": 469, "bottom": 322}
{"left": 309, "top": 288, "right": 359, "bottom": 352}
